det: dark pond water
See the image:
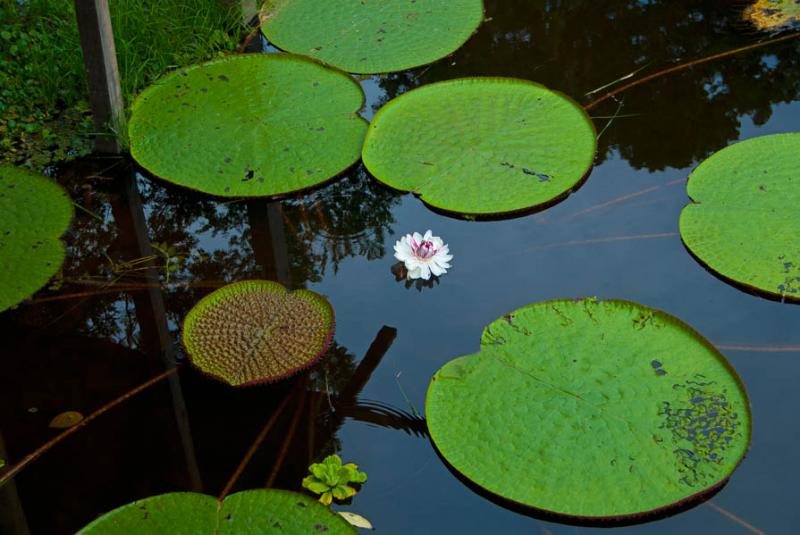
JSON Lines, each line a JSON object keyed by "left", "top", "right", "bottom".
{"left": 2, "top": 1, "right": 799, "bottom": 533}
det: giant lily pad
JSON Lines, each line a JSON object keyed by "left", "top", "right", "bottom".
{"left": 361, "top": 78, "right": 596, "bottom": 217}
{"left": 680, "top": 133, "right": 800, "bottom": 301}
{"left": 0, "top": 166, "right": 72, "bottom": 312}
{"left": 129, "top": 54, "right": 368, "bottom": 198}
{"left": 182, "top": 280, "right": 334, "bottom": 386}
{"left": 426, "top": 299, "right": 751, "bottom": 520}
{"left": 260, "top": 0, "right": 485, "bottom": 74}
{"left": 78, "top": 489, "right": 356, "bottom": 534}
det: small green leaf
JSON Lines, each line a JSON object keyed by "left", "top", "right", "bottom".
{"left": 320, "top": 492, "right": 333, "bottom": 506}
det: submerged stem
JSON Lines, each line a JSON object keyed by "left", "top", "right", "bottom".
{"left": 0, "top": 367, "right": 178, "bottom": 489}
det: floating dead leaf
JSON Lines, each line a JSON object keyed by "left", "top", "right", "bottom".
{"left": 338, "top": 511, "right": 374, "bottom": 530}
{"left": 49, "top": 411, "right": 84, "bottom": 429}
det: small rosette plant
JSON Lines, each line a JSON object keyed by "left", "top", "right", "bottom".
{"left": 302, "top": 454, "right": 367, "bottom": 506}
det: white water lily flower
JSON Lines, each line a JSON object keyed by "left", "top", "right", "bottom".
{"left": 393, "top": 230, "right": 452, "bottom": 280}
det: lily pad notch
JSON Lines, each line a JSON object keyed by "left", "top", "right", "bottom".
{"left": 426, "top": 298, "right": 751, "bottom": 521}
{"left": 362, "top": 78, "right": 597, "bottom": 218}
{"left": 77, "top": 489, "right": 356, "bottom": 534}
{"left": 128, "top": 53, "right": 368, "bottom": 198}
{"left": 0, "top": 166, "right": 73, "bottom": 313}
{"left": 182, "top": 280, "right": 335, "bottom": 386}
{"left": 680, "top": 132, "right": 800, "bottom": 302}
{"left": 261, "top": 0, "right": 486, "bottom": 74}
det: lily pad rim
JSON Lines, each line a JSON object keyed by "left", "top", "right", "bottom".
{"left": 128, "top": 52, "right": 370, "bottom": 200}
{"left": 181, "top": 279, "right": 336, "bottom": 387}
{"left": 362, "top": 76, "right": 598, "bottom": 219}
{"left": 683, "top": 132, "right": 800, "bottom": 205}
{"left": 679, "top": 132, "right": 800, "bottom": 303}
{"left": 259, "top": 1, "right": 487, "bottom": 75}
{"left": 0, "top": 165, "right": 74, "bottom": 312}
{"left": 77, "top": 488, "right": 356, "bottom": 534}
{"left": 425, "top": 297, "right": 752, "bottom": 522}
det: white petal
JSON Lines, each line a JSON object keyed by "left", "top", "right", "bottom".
{"left": 412, "top": 232, "right": 423, "bottom": 245}
{"left": 437, "top": 253, "right": 453, "bottom": 263}
{"left": 423, "top": 229, "right": 433, "bottom": 241}
{"left": 429, "top": 263, "right": 445, "bottom": 277}
{"left": 432, "top": 237, "right": 444, "bottom": 248}
{"left": 407, "top": 266, "right": 422, "bottom": 279}
{"left": 418, "top": 264, "right": 432, "bottom": 280}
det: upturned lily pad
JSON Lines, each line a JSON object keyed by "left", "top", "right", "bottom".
{"left": 361, "top": 78, "right": 596, "bottom": 217}
{"left": 426, "top": 299, "right": 751, "bottom": 520}
{"left": 0, "top": 166, "right": 72, "bottom": 313}
{"left": 128, "top": 54, "right": 368, "bottom": 198}
{"left": 182, "top": 280, "right": 334, "bottom": 386}
{"left": 260, "top": 0, "right": 485, "bottom": 74}
{"left": 77, "top": 489, "right": 356, "bottom": 534}
{"left": 680, "top": 133, "right": 800, "bottom": 301}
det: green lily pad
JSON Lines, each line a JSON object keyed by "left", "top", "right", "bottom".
{"left": 77, "top": 489, "right": 356, "bottom": 534}
{"left": 128, "top": 54, "right": 368, "bottom": 198}
{"left": 680, "top": 133, "right": 800, "bottom": 302}
{"left": 261, "top": 0, "right": 485, "bottom": 74}
{"left": 0, "top": 166, "right": 72, "bottom": 313}
{"left": 361, "top": 78, "right": 596, "bottom": 217}
{"left": 182, "top": 280, "right": 334, "bottom": 386}
{"left": 426, "top": 299, "right": 751, "bottom": 520}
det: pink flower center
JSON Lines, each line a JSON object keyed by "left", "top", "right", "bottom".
{"left": 414, "top": 239, "right": 437, "bottom": 259}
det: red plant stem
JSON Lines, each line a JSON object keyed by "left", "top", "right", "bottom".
{"left": 715, "top": 344, "right": 800, "bottom": 353}
{"left": 265, "top": 391, "right": 306, "bottom": 489}
{"left": 518, "top": 232, "right": 678, "bottom": 253}
{"left": 218, "top": 389, "right": 296, "bottom": 501}
{"left": 706, "top": 501, "right": 765, "bottom": 535}
{"left": 0, "top": 367, "right": 178, "bottom": 489}
{"left": 585, "top": 32, "right": 800, "bottom": 111}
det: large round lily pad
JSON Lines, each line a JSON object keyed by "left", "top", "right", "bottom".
{"left": 0, "top": 166, "right": 72, "bottom": 313}
{"left": 129, "top": 54, "right": 368, "bottom": 198}
{"left": 362, "top": 78, "right": 596, "bottom": 217}
{"left": 680, "top": 133, "right": 800, "bottom": 301}
{"left": 78, "top": 489, "right": 356, "bottom": 534}
{"left": 426, "top": 299, "right": 751, "bottom": 520}
{"left": 261, "top": 0, "right": 485, "bottom": 74}
{"left": 182, "top": 280, "right": 335, "bottom": 386}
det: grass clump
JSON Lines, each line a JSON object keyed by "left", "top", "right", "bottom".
{"left": 0, "top": 0, "right": 244, "bottom": 169}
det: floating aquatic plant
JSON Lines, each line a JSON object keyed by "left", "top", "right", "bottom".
{"left": 261, "top": 0, "right": 485, "bottom": 74}
{"left": 393, "top": 230, "right": 452, "bottom": 281}
{"left": 362, "top": 78, "right": 596, "bottom": 217}
{"left": 0, "top": 165, "right": 73, "bottom": 313}
{"left": 426, "top": 298, "right": 751, "bottom": 520}
{"left": 128, "top": 54, "right": 368, "bottom": 198}
{"left": 744, "top": 0, "right": 800, "bottom": 32}
{"left": 302, "top": 454, "right": 368, "bottom": 506}
{"left": 182, "top": 280, "right": 334, "bottom": 386}
{"left": 680, "top": 133, "right": 800, "bottom": 302}
{"left": 77, "top": 489, "right": 356, "bottom": 534}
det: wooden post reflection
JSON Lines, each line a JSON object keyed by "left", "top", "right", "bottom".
{"left": 246, "top": 201, "right": 291, "bottom": 286}
{"left": 0, "top": 432, "right": 30, "bottom": 535}
{"left": 109, "top": 171, "right": 202, "bottom": 491}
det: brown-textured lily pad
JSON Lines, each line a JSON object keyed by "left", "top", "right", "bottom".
{"left": 182, "top": 280, "right": 334, "bottom": 386}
